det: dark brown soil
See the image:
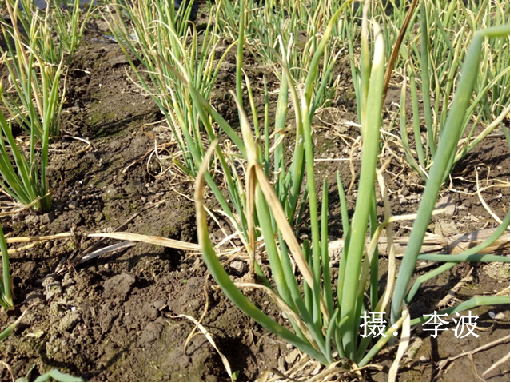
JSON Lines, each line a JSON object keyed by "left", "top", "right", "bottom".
{"left": 1, "top": 8, "right": 509, "bottom": 383}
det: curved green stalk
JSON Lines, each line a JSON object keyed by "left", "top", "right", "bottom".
{"left": 195, "top": 143, "right": 328, "bottom": 365}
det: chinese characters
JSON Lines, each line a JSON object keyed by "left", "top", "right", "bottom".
{"left": 360, "top": 310, "right": 479, "bottom": 338}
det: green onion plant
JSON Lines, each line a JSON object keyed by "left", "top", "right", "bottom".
{"left": 49, "top": 0, "right": 95, "bottom": 57}
{"left": 191, "top": 0, "right": 510, "bottom": 369}
{"left": 398, "top": 0, "right": 510, "bottom": 179}
{"left": 0, "top": 1, "right": 62, "bottom": 211}
{"left": 0, "top": 224, "right": 13, "bottom": 309}
{"left": 0, "top": 97, "right": 53, "bottom": 211}
{"left": 94, "top": 0, "right": 511, "bottom": 370}
{"left": 108, "top": 0, "right": 235, "bottom": 178}
{"left": 217, "top": 0, "right": 356, "bottom": 111}
{"left": 1, "top": 0, "right": 90, "bottom": 138}
{"left": 0, "top": 0, "right": 90, "bottom": 211}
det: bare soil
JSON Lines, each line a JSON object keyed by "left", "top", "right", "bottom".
{"left": 1, "top": 10, "right": 509, "bottom": 383}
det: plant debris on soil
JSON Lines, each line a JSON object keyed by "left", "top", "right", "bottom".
{"left": 1, "top": 8, "right": 510, "bottom": 383}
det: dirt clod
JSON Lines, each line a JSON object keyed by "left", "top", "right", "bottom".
{"left": 103, "top": 272, "right": 136, "bottom": 300}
